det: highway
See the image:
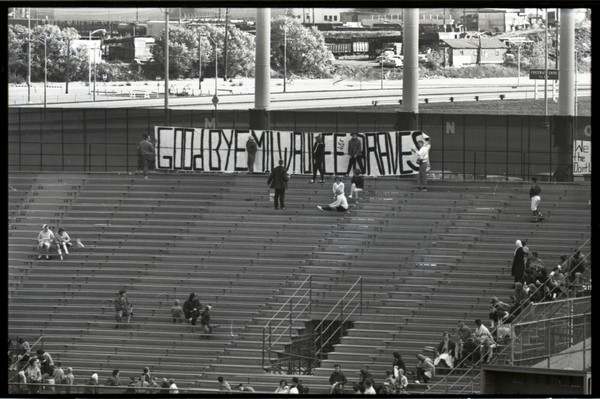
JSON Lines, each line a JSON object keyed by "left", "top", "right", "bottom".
{"left": 11, "top": 76, "right": 591, "bottom": 111}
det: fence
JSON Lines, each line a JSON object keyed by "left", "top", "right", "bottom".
{"left": 8, "top": 107, "right": 591, "bottom": 181}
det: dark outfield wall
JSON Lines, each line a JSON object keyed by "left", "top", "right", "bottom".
{"left": 8, "top": 108, "right": 591, "bottom": 180}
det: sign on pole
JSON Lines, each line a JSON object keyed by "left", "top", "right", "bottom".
{"left": 529, "top": 69, "right": 559, "bottom": 80}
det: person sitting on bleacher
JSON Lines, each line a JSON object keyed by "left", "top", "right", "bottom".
{"left": 415, "top": 354, "right": 434, "bottom": 384}
{"left": 200, "top": 304, "right": 218, "bottom": 335}
{"left": 55, "top": 227, "right": 84, "bottom": 257}
{"left": 548, "top": 265, "right": 566, "bottom": 299}
{"left": 171, "top": 299, "right": 184, "bottom": 324}
{"left": 183, "top": 292, "right": 202, "bottom": 332}
{"left": 508, "top": 282, "right": 529, "bottom": 321}
{"left": 329, "top": 364, "right": 347, "bottom": 394}
{"left": 36, "top": 224, "right": 56, "bottom": 260}
{"left": 489, "top": 297, "right": 510, "bottom": 328}
{"left": 474, "top": 319, "right": 496, "bottom": 364}
{"left": 433, "top": 332, "right": 456, "bottom": 369}
{"left": 567, "top": 250, "right": 589, "bottom": 286}
{"left": 528, "top": 282, "right": 543, "bottom": 302}
{"left": 357, "top": 369, "right": 375, "bottom": 393}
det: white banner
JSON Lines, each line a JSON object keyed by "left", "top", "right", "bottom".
{"left": 153, "top": 127, "right": 426, "bottom": 177}
{"left": 573, "top": 140, "right": 591, "bottom": 175}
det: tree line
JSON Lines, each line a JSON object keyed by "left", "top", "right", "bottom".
{"left": 8, "top": 15, "right": 334, "bottom": 83}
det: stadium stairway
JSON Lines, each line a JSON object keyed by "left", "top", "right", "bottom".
{"left": 8, "top": 172, "right": 590, "bottom": 394}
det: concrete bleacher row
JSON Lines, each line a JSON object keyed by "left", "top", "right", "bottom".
{"left": 8, "top": 172, "right": 590, "bottom": 394}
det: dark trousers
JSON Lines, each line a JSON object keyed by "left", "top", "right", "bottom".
{"left": 247, "top": 153, "right": 256, "bottom": 172}
{"left": 322, "top": 205, "right": 348, "bottom": 212}
{"left": 313, "top": 158, "right": 325, "bottom": 180}
{"left": 346, "top": 155, "right": 364, "bottom": 175}
{"left": 142, "top": 155, "right": 154, "bottom": 176}
{"left": 274, "top": 189, "right": 285, "bottom": 209}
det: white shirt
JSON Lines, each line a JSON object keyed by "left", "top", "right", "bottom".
{"left": 416, "top": 143, "right": 430, "bottom": 163}
{"left": 332, "top": 181, "right": 345, "bottom": 196}
{"left": 364, "top": 386, "right": 376, "bottom": 394}
{"left": 38, "top": 229, "right": 55, "bottom": 243}
{"left": 289, "top": 386, "right": 299, "bottom": 394}
{"left": 57, "top": 231, "right": 71, "bottom": 243}
{"left": 169, "top": 383, "right": 178, "bottom": 394}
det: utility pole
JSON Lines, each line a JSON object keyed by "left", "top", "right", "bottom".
{"left": 544, "top": 8, "right": 548, "bottom": 117}
{"left": 27, "top": 7, "right": 31, "bottom": 104}
{"left": 165, "top": 8, "right": 169, "bottom": 112}
{"left": 223, "top": 8, "right": 229, "bottom": 81}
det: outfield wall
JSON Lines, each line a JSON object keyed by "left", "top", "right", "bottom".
{"left": 8, "top": 108, "right": 591, "bottom": 180}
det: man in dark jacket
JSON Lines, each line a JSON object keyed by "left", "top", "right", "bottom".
{"left": 311, "top": 134, "right": 325, "bottom": 183}
{"left": 267, "top": 159, "right": 289, "bottom": 210}
{"left": 346, "top": 133, "right": 364, "bottom": 176}
{"left": 329, "top": 364, "right": 347, "bottom": 394}
{"left": 138, "top": 134, "right": 155, "bottom": 180}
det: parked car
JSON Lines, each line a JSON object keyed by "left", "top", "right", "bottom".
{"left": 381, "top": 55, "right": 403, "bottom": 68}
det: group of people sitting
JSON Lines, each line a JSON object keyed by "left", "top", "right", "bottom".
{"left": 317, "top": 172, "right": 364, "bottom": 212}
{"left": 8, "top": 345, "right": 76, "bottom": 394}
{"left": 172, "top": 293, "right": 217, "bottom": 335}
{"left": 511, "top": 242, "right": 590, "bottom": 318}
{"left": 36, "top": 224, "right": 84, "bottom": 260}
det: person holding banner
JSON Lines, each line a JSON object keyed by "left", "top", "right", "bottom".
{"left": 311, "top": 134, "right": 325, "bottom": 183}
{"left": 246, "top": 135, "right": 258, "bottom": 173}
{"left": 138, "top": 134, "right": 155, "bottom": 180}
{"left": 345, "top": 133, "right": 365, "bottom": 177}
{"left": 411, "top": 133, "right": 431, "bottom": 191}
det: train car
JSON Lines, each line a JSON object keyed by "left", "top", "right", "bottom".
{"left": 352, "top": 41, "right": 369, "bottom": 55}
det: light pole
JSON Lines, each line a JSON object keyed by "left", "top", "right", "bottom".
{"left": 88, "top": 29, "right": 106, "bottom": 96}
{"left": 283, "top": 25, "right": 287, "bottom": 93}
{"left": 30, "top": 35, "right": 47, "bottom": 108}
{"left": 203, "top": 35, "right": 218, "bottom": 124}
{"left": 27, "top": 7, "right": 31, "bottom": 104}
{"left": 198, "top": 43, "right": 202, "bottom": 91}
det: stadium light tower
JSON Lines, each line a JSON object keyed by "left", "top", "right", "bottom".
{"left": 88, "top": 29, "right": 106, "bottom": 96}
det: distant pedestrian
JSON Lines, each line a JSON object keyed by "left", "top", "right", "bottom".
{"left": 345, "top": 133, "right": 365, "bottom": 176}
{"left": 529, "top": 177, "right": 542, "bottom": 221}
{"left": 311, "top": 134, "right": 325, "bottom": 183}
{"left": 246, "top": 135, "right": 258, "bottom": 173}
{"left": 267, "top": 159, "right": 289, "bottom": 210}
{"left": 138, "top": 134, "right": 155, "bottom": 180}
{"left": 114, "top": 289, "right": 132, "bottom": 328}
{"left": 411, "top": 133, "right": 431, "bottom": 191}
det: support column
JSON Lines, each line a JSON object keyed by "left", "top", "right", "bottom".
{"left": 402, "top": 8, "right": 419, "bottom": 116}
{"left": 553, "top": 8, "right": 575, "bottom": 181}
{"left": 251, "top": 8, "right": 271, "bottom": 130}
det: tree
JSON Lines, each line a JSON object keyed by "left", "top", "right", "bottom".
{"left": 8, "top": 23, "right": 88, "bottom": 83}
{"left": 271, "top": 15, "right": 333, "bottom": 78}
{"left": 149, "top": 24, "right": 255, "bottom": 80}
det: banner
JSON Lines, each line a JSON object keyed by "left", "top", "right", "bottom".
{"left": 573, "top": 140, "right": 591, "bottom": 175}
{"left": 154, "top": 127, "right": 427, "bottom": 177}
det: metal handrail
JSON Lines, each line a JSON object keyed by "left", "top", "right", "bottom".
{"left": 314, "top": 277, "right": 362, "bottom": 359}
{"left": 262, "top": 275, "right": 312, "bottom": 370}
